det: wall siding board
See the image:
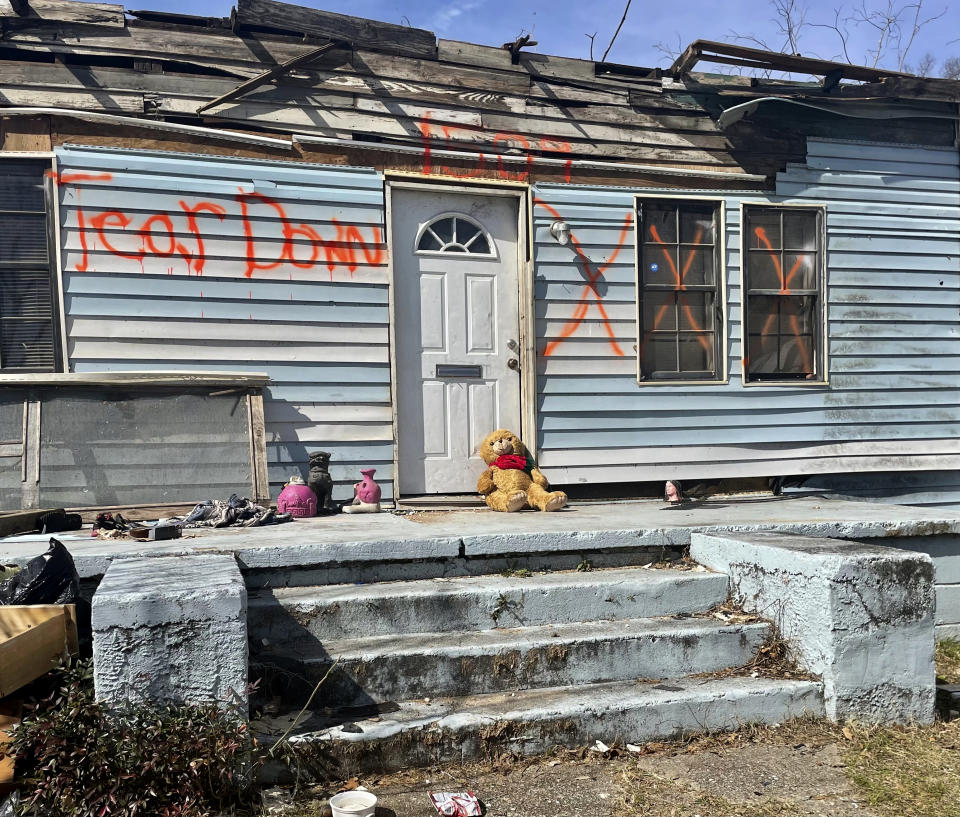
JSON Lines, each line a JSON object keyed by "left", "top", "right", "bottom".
{"left": 533, "top": 138, "right": 960, "bottom": 485}
{"left": 57, "top": 146, "right": 391, "bottom": 504}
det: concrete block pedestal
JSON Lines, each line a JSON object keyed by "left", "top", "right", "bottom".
{"left": 92, "top": 554, "right": 248, "bottom": 713}
{"left": 692, "top": 531, "right": 936, "bottom": 723}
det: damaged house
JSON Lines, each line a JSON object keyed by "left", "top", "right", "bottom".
{"left": 0, "top": 0, "right": 958, "bottom": 511}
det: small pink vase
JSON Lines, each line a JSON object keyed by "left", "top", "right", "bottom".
{"left": 355, "top": 468, "right": 381, "bottom": 504}
{"left": 277, "top": 478, "right": 318, "bottom": 518}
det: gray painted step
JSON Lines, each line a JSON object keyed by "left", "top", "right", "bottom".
{"left": 266, "top": 676, "right": 824, "bottom": 775}
{"left": 254, "top": 618, "right": 771, "bottom": 707}
{"left": 248, "top": 567, "right": 729, "bottom": 642}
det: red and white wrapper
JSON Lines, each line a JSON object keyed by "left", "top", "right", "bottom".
{"left": 429, "top": 791, "right": 482, "bottom": 816}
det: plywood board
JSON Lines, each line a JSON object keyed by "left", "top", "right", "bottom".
{"left": 0, "top": 604, "right": 78, "bottom": 698}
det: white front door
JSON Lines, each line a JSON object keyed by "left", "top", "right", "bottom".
{"left": 393, "top": 189, "right": 522, "bottom": 494}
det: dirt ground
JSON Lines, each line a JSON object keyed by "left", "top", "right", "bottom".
{"left": 261, "top": 644, "right": 960, "bottom": 817}
{"left": 261, "top": 720, "right": 884, "bottom": 817}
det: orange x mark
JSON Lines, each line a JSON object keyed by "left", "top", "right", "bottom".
{"left": 644, "top": 224, "right": 712, "bottom": 354}
{"left": 535, "top": 199, "right": 631, "bottom": 357}
{"left": 752, "top": 226, "right": 813, "bottom": 374}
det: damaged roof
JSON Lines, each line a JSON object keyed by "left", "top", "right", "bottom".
{"left": 0, "top": 0, "right": 957, "bottom": 178}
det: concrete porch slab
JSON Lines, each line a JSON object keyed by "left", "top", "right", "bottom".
{"left": 1, "top": 496, "right": 958, "bottom": 579}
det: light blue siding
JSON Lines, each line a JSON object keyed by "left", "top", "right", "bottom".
{"left": 532, "top": 138, "right": 960, "bottom": 483}
{"left": 57, "top": 146, "right": 393, "bottom": 502}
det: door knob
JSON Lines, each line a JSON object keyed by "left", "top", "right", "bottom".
{"left": 507, "top": 358, "right": 520, "bottom": 372}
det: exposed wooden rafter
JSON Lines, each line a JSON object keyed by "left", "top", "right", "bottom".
{"left": 671, "top": 40, "right": 916, "bottom": 84}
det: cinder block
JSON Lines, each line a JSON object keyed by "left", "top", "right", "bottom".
{"left": 691, "top": 531, "right": 936, "bottom": 724}
{"left": 92, "top": 555, "right": 247, "bottom": 713}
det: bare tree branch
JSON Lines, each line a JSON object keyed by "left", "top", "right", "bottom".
{"left": 601, "top": 0, "right": 633, "bottom": 62}
{"left": 808, "top": 7, "right": 853, "bottom": 63}
{"left": 896, "top": 1, "right": 946, "bottom": 70}
{"left": 942, "top": 55, "right": 960, "bottom": 79}
{"left": 586, "top": 31, "right": 598, "bottom": 61}
{"left": 654, "top": 32, "right": 685, "bottom": 66}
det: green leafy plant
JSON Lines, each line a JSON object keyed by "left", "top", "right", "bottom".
{"left": 6, "top": 659, "right": 260, "bottom": 817}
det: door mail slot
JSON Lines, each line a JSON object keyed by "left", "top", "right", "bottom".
{"left": 436, "top": 364, "right": 483, "bottom": 379}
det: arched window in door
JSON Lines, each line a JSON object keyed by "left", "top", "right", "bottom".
{"left": 415, "top": 213, "right": 494, "bottom": 257}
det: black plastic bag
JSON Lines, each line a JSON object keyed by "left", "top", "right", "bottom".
{"left": 0, "top": 538, "right": 79, "bottom": 606}
{"left": 37, "top": 510, "right": 83, "bottom": 534}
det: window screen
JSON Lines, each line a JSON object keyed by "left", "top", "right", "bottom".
{"left": 638, "top": 199, "right": 722, "bottom": 380}
{"left": 743, "top": 206, "right": 823, "bottom": 382}
{"left": 0, "top": 160, "right": 59, "bottom": 372}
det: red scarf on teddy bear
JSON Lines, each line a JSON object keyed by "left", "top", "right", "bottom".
{"left": 493, "top": 454, "right": 528, "bottom": 471}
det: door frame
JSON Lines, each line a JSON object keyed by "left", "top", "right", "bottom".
{"left": 384, "top": 178, "right": 535, "bottom": 503}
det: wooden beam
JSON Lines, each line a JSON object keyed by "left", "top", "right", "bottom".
{"left": 671, "top": 39, "right": 916, "bottom": 83}
{"left": 234, "top": 0, "right": 436, "bottom": 60}
{"left": 197, "top": 39, "right": 342, "bottom": 114}
{"left": 0, "top": 0, "right": 125, "bottom": 27}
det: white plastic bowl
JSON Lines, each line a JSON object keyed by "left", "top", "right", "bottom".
{"left": 329, "top": 790, "right": 378, "bottom": 817}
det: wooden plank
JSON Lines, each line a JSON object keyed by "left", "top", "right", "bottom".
{"left": 208, "top": 106, "right": 739, "bottom": 165}
{"left": 437, "top": 39, "right": 522, "bottom": 72}
{"left": 0, "top": 0, "right": 125, "bottom": 27}
{"left": 0, "top": 114, "right": 51, "bottom": 151}
{"left": 0, "top": 371, "right": 270, "bottom": 386}
{"left": 0, "top": 702, "right": 19, "bottom": 796}
{"left": 247, "top": 391, "right": 269, "bottom": 503}
{"left": 0, "top": 605, "right": 77, "bottom": 698}
{"left": 235, "top": 0, "right": 436, "bottom": 60}
{"left": 671, "top": 39, "right": 914, "bottom": 82}
{"left": 197, "top": 39, "right": 341, "bottom": 114}
{"left": 1, "top": 23, "right": 318, "bottom": 74}
{"left": 0, "top": 508, "right": 60, "bottom": 537}
{"left": 0, "top": 87, "right": 143, "bottom": 113}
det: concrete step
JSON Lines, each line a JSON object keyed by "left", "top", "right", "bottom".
{"left": 254, "top": 617, "right": 771, "bottom": 707}
{"left": 248, "top": 567, "right": 729, "bottom": 643}
{"left": 259, "top": 676, "right": 824, "bottom": 776}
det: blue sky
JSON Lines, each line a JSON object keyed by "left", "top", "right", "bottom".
{"left": 126, "top": 0, "right": 960, "bottom": 72}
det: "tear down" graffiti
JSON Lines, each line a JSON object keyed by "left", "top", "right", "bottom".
{"left": 48, "top": 170, "right": 386, "bottom": 279}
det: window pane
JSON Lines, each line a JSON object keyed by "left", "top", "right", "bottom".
{"left": 782, "top": 253, "right": 817, "bottom": 291}
{"left": 1, "top": 270, "right": 54, "bottom": 316}
{"left": 748, "top": 334, "right": 780, "bottom": 375}
{"left": 0, "top": 164, "right": 45, "bottom": 211}
{"left": 679, "top": 334, "right": 714, "bottom": 372}
{"left": 642, "top": 245, "right": 678, "bottom": 285}
{"left": 779, "top": 295, "right": 816, "bottom": 335}
{"left": 678, "top": 291, "right": 713, "bottom": 332}
{"left": 643, "top": 204, "right": 677, "bottom": 244}
{"left": 783, "top": 211, "right": 818, "bottom": 251}
{"left": 679, "top": 207, "right": 715, "bottom": 245}
{"left": 418, "top": 230, "right": 441, "bottom": 251}
{"left": 0, "top": 319, "right": 55, "bottom": 369}
{"left": 747, "top": 251, "right": 782, "bottom": 290}
{"left": 780, "top": 335, "right": 815, "bottom": 375}
{"left": 747, "top": 294, "right": 779, "bottom": 340}
{"left": 431, "top": 217, "right": 454, "bottom": 244}
{"left": 643, "top": 291, "right": 676, "bottom": 332}
{"left": 468, "top": 233, "right": 490, "bottom": 254}
{"left": 680, "top": 244, "right": 714, "bottom": 286}
{"left": 0, "top": 214, "right": 48, "bottom": 265}
{"left": 644, "top": 338, "right": 678, "bottom": 374}
{"left": 748, "top": 212, "right": 781, "bottom": 250}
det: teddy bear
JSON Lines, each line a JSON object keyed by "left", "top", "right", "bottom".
{"left": 476, "top": 429, "right": 567, "bottom": 512}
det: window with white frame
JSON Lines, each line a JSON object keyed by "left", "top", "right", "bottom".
{"left": 742, "top": 205, "right": 824, "bottom": 383}
{"left": 0, "top": 160, "right": 59, "bottom": 372}
{"left": 637, "top": 198, "right": 723, "bottom": 381}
